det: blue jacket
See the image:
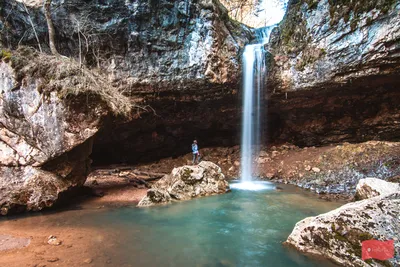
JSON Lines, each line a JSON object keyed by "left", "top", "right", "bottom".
{"left": 192, "top": 144, "right": 198, "bottom": 154}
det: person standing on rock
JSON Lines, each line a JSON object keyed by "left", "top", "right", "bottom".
{"left": 192, "top": 140, "right": 200, "bottom": 164}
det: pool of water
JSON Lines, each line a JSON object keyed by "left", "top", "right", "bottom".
{"left": 82, "top": 182, "right": 341, "bottom": 267}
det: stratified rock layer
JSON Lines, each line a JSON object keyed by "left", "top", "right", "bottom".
{"left": 0, "top": 0, "right": 250, "bottom": 213}
{"left": 266, "top": 0, "right": 400, "bottom": 146}
{"left": 138, "top": 161, "right": 229, "bottom": 207}
{"left": 286, "top": 193, "right": 400, "bottom": 267}
{"left": 1, "top": 0, "right": 251, "bottom": 95}
{"left": 270, "top": 0, "right": 400, "bottom": 92}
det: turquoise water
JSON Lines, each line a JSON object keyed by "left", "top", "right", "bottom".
{"left": 85, "top": 183, "right": 341, "bottom": 267}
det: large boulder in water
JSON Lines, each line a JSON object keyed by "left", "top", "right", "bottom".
{"left": 355, "top": 178, "right": 400, "bottom": 200}
{"left": 285, "top": 193, "right": 400, "bottom": 267}
{"left": 138, "top": 161, "right": 229, "bottom": 207}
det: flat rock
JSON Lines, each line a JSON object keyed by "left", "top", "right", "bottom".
{"left": 0, "top": 234, "right": 30, "bottom": 251}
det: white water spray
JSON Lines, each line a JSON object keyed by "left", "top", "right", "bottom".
{"left": 237, "top": 26, "right": 275, "bottom": 190}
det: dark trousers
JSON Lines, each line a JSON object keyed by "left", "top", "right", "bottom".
{"left": 192, "top": 153, "right": 200, "bottom": 163}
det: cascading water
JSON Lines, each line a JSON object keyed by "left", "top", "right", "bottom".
{"left": 232, "top": 26, "right": 276, "bottom": 191}
{"left": 229, "top": 0, "right": 288, "bottom": 191}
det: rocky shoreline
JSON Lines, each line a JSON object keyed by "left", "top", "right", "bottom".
{"left": 129, "top": 141, "right": 400, "bottom": 201}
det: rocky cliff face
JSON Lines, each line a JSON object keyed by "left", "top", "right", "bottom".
{"left": 1, "top": 0, "right": 253, "bottom": 166}
{"left": 0, "top": 47, "right": 127, "bottom": 214}
{"left": 269, "top": 0, "right": 400, "bottom": 92}
{"left": 1, "top": 0, "right": 251, "bottom": 94}
{"left": 265, "top": 0, "right": 400, "bottom": 145}
{"left": 0, "top": 0, "right": 250, "bottom": 213}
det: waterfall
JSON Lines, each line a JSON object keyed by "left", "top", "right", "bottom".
{"left": 240, "top": 26, "right": 275, "bottom": 183}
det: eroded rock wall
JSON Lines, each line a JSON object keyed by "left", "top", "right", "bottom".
{"left": 266, "top": 0, "right": 400, "bottom": 145}
{"left": 0, "top": 0, "right": 251, "bottom": 213}
{"left": 0, "top": 52, "right": 110, "bottom": 214}
{"left": 269, "top": 0, "right": 400, "bottom": 92}
{"left": 1, "top": 0, "right": 251, "bottom": 94}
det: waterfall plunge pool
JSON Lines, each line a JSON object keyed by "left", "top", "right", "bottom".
{"left": 1, "top": 183, "right": 343, "bottom": 266}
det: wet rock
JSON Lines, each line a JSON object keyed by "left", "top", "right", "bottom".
{"left": 139, "top": 189, "right": 171, "bottom": 206}
{"left": 138, "top": 161, "right": 229, "bottom": 207}
{"left": 355, "top": 178, "right": 400, "bottom": 200}
{"left": 270, "top": 141, "right": 400, "bottom": 197}
{"left": 286, "top": 193, "right": 400, "bottom": 267}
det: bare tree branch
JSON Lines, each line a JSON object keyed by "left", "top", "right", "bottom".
{"left": 43, "top": 0, "right": 59, "bottom": 56}
{"left": 22, "top": 1, "right": 42, "bottom": 52}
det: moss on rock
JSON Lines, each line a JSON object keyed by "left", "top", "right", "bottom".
{"left": 328, "top": 0, "right": 397, "bottom": 29}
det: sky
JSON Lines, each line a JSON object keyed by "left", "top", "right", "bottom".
{"left": 257, "top": 0, "right": 289, "bottom": 26}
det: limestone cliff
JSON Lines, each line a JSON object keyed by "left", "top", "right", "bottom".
{"left": 0, "top": 47, "right": 127, "bottom": 214}
{"left": 1, "top": 0, "right": 251, "bottom": 95}
{"left": 269, "top": 0, "right": 400, "bottom": 92}
{"left": 0, "top": 0, "right": 250, "bottom": 213}
{"left": 267, "top": 0, "right": 400, "bottom": 146}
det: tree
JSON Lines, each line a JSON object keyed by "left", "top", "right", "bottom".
{"left": 220, "top": 0, "right": 262, "bottom": 26}
{"left": 43, "top": 0, "right": 59, "bottom": 56}
{"left": 22, "top": 1, "right": 42, "bottom": 52}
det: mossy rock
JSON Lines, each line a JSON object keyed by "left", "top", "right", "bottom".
{"left": 0, "top": 49, "right": 12, "bottom": 62}
{"left": 328, "top": 0, "right": 397, "bottom": 29}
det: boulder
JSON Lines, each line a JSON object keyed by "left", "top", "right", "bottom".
{"left": 355, "top": 178, "right": 400, "bottom": 200}
{"left": 138, "top": 161, "right": 229, "bottom": 207}
{"left": 0, "top": 51, "right": 111, "bottom": 214}
{"left": 285, "top": 193, "right": 400, "bottom": 267}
